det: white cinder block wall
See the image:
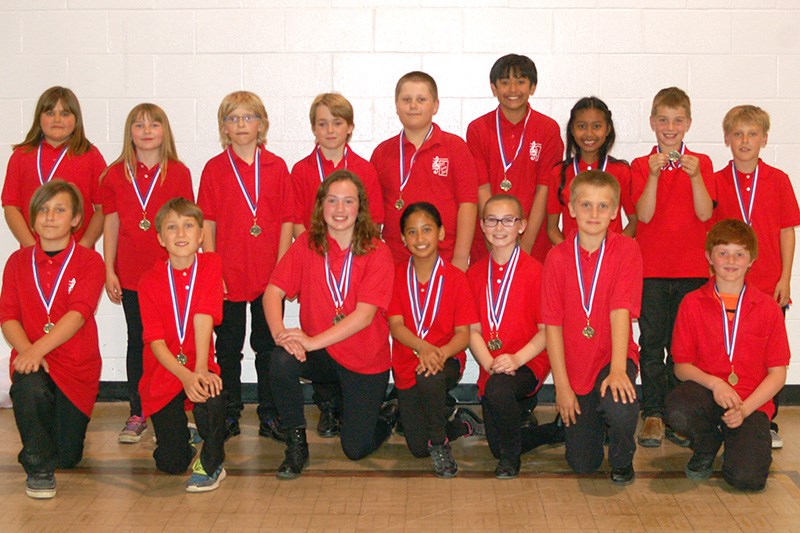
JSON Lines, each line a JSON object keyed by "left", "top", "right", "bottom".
{"left": 1, "top": 1, "right": 799, "bottom": 386}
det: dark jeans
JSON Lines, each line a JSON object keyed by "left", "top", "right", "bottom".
{"left": 121, "top": 289, "right": 144, "bottom": 417}
{"left": 150, "top": 390, "right": 226, "bottom": 475}
{"left": 396, "top": 358, "right": 467, "bottom": 457}
{"left": 666, "top": 381, "right": 772, "bottom": 491}
{"left": 270, "top": 347, "right": 391, "bottom": 460}
{"left": 564, "top": 360, "right": 639, "bottom": 473}
{"left": 215, "top": 295, "right": 278, "bottom": 421}
{"left": 10, "top": 370, "right": 90, "bottom": 475}
{"left": 639, "top": 277, "right": 706, "bottom": 418}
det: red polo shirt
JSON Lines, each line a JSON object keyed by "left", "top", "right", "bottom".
{"left": 541, "top": 231, "right": 642, "bottom": 395}
{"left": 2, "top": 142, "right": 106, "bottom": 244}
{"left": 388, "top": 259, "right": 477, "bottom": 390}
{"left": 467, "top": 251, "right": 551, "bottom": 396}
{"left": 290, "top": 145, "right": 384, "bottom": 229}
{"left": 197, "top": 146, "right": 292, "bottom": 302}
{"left": 466, "top": 105, "right": 564, "bottom": 264}
{"left": 712, "top": 160, "right": 800, "bottom": 296}
{"left": 270, "top": 232, "right": 394, "bottom": 374}
{"left": 138, "top": 252, "right": 223, "bottom": 418}
{"left": 671, "top": 280, "right": 790, "bottom": 418}
{"left": 371, "top": 124, "right": 478, "bottom": 264}
{"left": 547, "top": 158, "right": 635, "bottom": 239}
{"left": 0, "top": 240, "right": 104, "bottom": 417}
{"left": 631, "top": 146, "right": 715, "bottom": 278}
{"left": 101, "top": 160, "right": 194, "bottom": 290}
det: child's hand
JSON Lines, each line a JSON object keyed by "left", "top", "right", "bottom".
{"left": 680, "top": 154, "right": 700, "bottom": 178}
{"left": 721, "top": 405, "right": 747, "bottom": 429}
{"left": 279, "top": 329, "right": 314, "bottom": 352}
{"left": 711, "top": 379, "right": 742, "bottom": 410}
{"left": 416, "top": 342, "right": 444, "bottom": 376}
{"left": 13, "top": 348, "right": 44, "bottom": 375}
{"left": 490, "top": 354, "right": 517, "bottom": 375}
{"left": 182, "top": 372, "right": 211, "bottom": 403}
{"left": 197, "top": 370, "right": 223, "bottom": 398}
{"left": 648, "top": 153, "right": 667, "bottom": 176}
{"left": 600, "top": 369, "right": 636, "bottom": 403}
{"left": 555, "top": 385, "right": 581, "bottom": 427}
{"left": 279, "top": 338, "right": 307, "bottom": 362}
{"left": 774, "top": 278, "right": 791, "bottom": 307}
{"left": 105, "top": 273, "right": 122, "bottom": 304}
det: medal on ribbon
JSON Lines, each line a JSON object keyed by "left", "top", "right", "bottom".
{"left": 167, "top": 257, "right": 198, "bottom": 366}
{"left": 495, "top": 107, "right": 531, "bottom": 192}
{"left": 396, "top": 126, "right": 434, "bottom": 210}
{"left": 731, "top": 161, "right": 759, "bottom": 226}
{"left": 658, "top": 142, "right": 684, "bottom": 171}
{"left": 226, "top": 146, "right": 262, "bottom": 237}
{"left": 407, "top": 256, "right": 445, "bottom": 340}
{"left": 126, "top": 162, "right": 161, "bottom": 232}
{"left": 716, "top": 284, "right": 746, "bottom": 386}
{"left": 325, "top": 247, "right": 354, "bottom": 325}
{"left": 573, "top": 155, "right": 608, "bottom": 177}
{"left": 36, "top": 144, "right": 69, "bottom": 186}
{"left": 485, "top": 246, "right": 520, "bottom": 351}
{"left": 32, "top": 240, "right": 76, "bottom": 334}
{"left": 315, "top": 145, "right": 348, "bottom": 182}
{"left": 575, "top": 235, "right": 606, "bottom": 339}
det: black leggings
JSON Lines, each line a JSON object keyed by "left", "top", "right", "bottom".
{"left": 121, "top": 289, "right": 144, "bottom": 417}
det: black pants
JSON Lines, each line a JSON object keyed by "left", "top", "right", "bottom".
{"left": 149, "top": 390, "right": 226, "bottom": 475}
{"left": 665, "top": 381, "right": 772, "bottom": 491}
{"left": 215, "top": 295, "right": 278, "bottom": 421}
{"left": 396, "top": 358, "right": 467, "bottom": 457}
{"left": 270, "top": 347, "right": 391, "bottom": 460}
{"left": 638, "top": 277, "right": 706, "bottom": 418}
{"left": 10, "top": 370, "right": 90, "bottom": 475}
{"left": 564, "top": 360, "right": 639, "bottom": 473}
{"left": 122, "top": 288, "right": 144, "bottom": 418}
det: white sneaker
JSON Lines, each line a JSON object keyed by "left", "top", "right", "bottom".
{"left": 771, "top": 429, "right": 783, "bottom": 449}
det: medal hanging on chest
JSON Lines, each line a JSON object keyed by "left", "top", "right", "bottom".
{"left": 731, "top": 161, "right": 759, "bottom": 226}
{"left": 168, "top": 257, "right": 198, "bottom": 366}
{"left": 36, "top": 144, "right": 68, "bottom": 186}
{"left": 127, "top": 162, "right": 161, "bottom": 232}
{"left": 325, "top": 247, "right": 354, "bottom": 325}
{"left": 407, "top": 256, "right": 445, "bottom": 340}
{"left": 716, "top": 284, "right": 746, "bottom": 387}
{"left": 495, "top": 107, "right": 531, "bottom": 192}
{"left": 32, "top": 241, "right": 76, "bottom": 334}
{"left": 227, "top": 146, "right": 262, "bottom": 237}
{"left": 485, "top": 246, "right": 520, "bottom": 351}
{"left": 575, "top": 235, "right": 606, "bottom": 339}
{"left": 396, "top": 126, "right": 433, "bottom": 210}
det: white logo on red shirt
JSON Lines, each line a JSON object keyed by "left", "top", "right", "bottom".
{"left": 529, "top": 141, "right": 542, "bottom": 162}
{"left": 68, "top": 278, "right": 76, "bottom": 294}
{"left": 431, "top": 156, "right": 449, "bottom": 177}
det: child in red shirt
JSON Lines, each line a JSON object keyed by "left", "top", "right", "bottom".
{"left": 265, "top": 170, "right": 396, "bottom": 479}
{"left": 466, "top": 54, "right": 564, "bottom": 264}
{"left": 467, "top": 194, "right": 562, "bottom": 479}
{"left": 138, "top": 198, "right": 227, "bottom": 492}
{"left": 389, "top": 202, "right": 481, "bottom": 478}
{"left": 632, "top": 87, "right": 715, "bottom": 448}
{"left": 0, "top": 180, "right": 104, "bottom": 499}
{"left": 102, "top": 103, "right": 195, "bottom": 444}
{"left": 543, "top": 171, "right": 642, "bottom": 483}
{"left": 547, "top": 97, "right": 636, "bottom": 244}
{"left": 666, "top": 219, "right": 789, "bottom": 491}
{"left": 197, "top": 91, "right": 293, "bottom": 442}
{"left": 371, "top": 71, "right": 478, "bottom": 271}
{"left": 3, "top": 87, "right": 106, "bottom": 248}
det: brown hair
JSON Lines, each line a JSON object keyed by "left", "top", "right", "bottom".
{"left": 570, "top": 170, "right": 621, "bottom": 208}
{"left": 723, "top": 105, "right": 770, "bottom": 135}
{"left": 16, "top": 86, "right": 92, "bottom": 155}
{"left": 217, "top": 91, "right": 269, "bottom": 148}
{"left": 651, "top": 87, "right": 691, "bottom": 119}
{"left": 309, "top": 93, "right": 354, "bottom": 143}
{"left": 29, "top": 179, "right": 84, "bottom": 234}
{"left": 395, "top": 71, "right": 438, "bottom": 102}
{"left": 484, "top": 193, "right": 524, "bottom": 219}
{"left": 155, "top": 197, "right": 204, "bottom": 233}
{"left": 705, "top": 219, "right": 758, "bottom": 261}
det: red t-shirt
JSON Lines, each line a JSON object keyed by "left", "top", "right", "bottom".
{"left": 388, "top": 258, "right": 477, "bottom": 390}
{"left": 671, "top": 280, "right": 790, "bottom": 418}
{"left": 712, "top": 160, "right": 800, "bottom": 297}
{"left": 631, "top": 146, "right": 715, "bottom": 278}
{"left": 466, "top": 250, "right": 551, "bottom": 396}
{"left": 466, "top": 105, "right": 564, "bottom": 264}
{"left": 270, "top": 232, "right": 394, "bottom": 374}
{"left": 197, "top": 146, "right": 292, "bottom": 302}
{"left": 101, "top": 160, "right": 194, "bottom": 290}
{"left": 0, "top": 240, "right": 104, "bottom": 417}
{"left": 290, "top": 145, "right": 384, "bottom": 228}
{"left": 2, "top": 142, "right": 107, "bottom": 244}
{"left": 541, "top": 231, "right": 643, "bottom": 395}
{"left": 138, "top": 252, "right": 223, "bottom": 418}
{"left": 371, "top": 124, "right": 478, "bottom": 264}
{"left": 547, "top": 158, "right": 635, "bottom": 239}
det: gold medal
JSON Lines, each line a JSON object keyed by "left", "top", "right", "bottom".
{"left": 487, "top": 338, "right": 503, "bottom": 351}
{"left": 176, "top": 352, "right": 188, "bottom": 366}
{"left": 250, "top": 224, "right": 262, "bottom": 237}
{"left": 500, "top": 178, "right": 512, "bottom": 192}
{"left": 582, "top": 325, "right": 595, "bottom": 339}
{"left": 728, "top": 372, "right": 738, "bottom": 386}
{"left": 139, "top": 218, "right": 151, "bottom": 231}
{"left": 395, "top": 198, "right": 405, "bottom": 210}
{"left": 668, "top": 150, "right": 681, "bottom": 163}
{"left": 333, "top": 312, "right": 346, "bottom": 325}
{"left": 43, "top": 321, "right": 54, "bottom": 334}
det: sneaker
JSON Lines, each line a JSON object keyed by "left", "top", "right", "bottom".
{"left": 494, "top": 457, "right": 520, "bottom": 479}
{"left": 428, "top": 440, "right": 458, "bottom": 478}
{"left": 610, "top": 465, "right": 635, "bottom": 484}
{"left": 378, "top": 399, "right": 400, "bottom": 431}
{"left": 259, "top": 417, "right": 287, "bottom": 443}
{"left": 316, "top": 403, "right": 341, "bottom": 438}
{"left": 186, "top": 459, "right": 227, "bottom": 493}
{"left": 665, "top": 426, "right": 691, "bottom": 448}
{"left": 26, "top": 472, "right": 56, "bottom": 499}
{"left": 223, "top": 417, "right": 240, "bottom": 442}
{"left": 637, "top": 416, "right": 664, "bottom": 447}
{"left": 685, "top": 451, "right": 715, "bottom": 480}
{"left": 118, "top": 415, "right": 147, "bottom": 444}
{"left": 771, "top": 429, "right": 783, "bottom": 449}
{"left": 454, "top": 407, "right": 485, "bottom": 437}
{"left": 187, "top": 423, "right": 203, "bottom": 445}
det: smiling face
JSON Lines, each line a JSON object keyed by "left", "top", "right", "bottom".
{"left": 568, "top": 183, "right": 618, "bottom": 240}
{"left": 40, "top": 100, "right": 76, "bottom": 147}
{"left": 323, "top": 179, "right": 359, "bottom": 237}
{"left": 650, "top": 105, "right": 691, "bottom": 151}
{"left": 706, "top": 243, "right": 754, "bottom": 287}
{"left": 157, "top": 211, "right": 203, "bottom": 265}
{"left": 480, "top": 198, "right": 526, "bottom": 253}
{"left": 491, "top": 72, "right": 535, "bottom": 116}
{"left": 130, "top": 113, "right": 164, "bottom": 154}
{"left": 33, "top": 191, "right": 81, "bottom": 248}
{"left": 572, "top": 108, "right": 611, "bottom": 163}
{"left": 395, "top": 81, "right": 439, "bottom": 132}
{"left": 402, "top": 210, "right": 444, "bottom": 262}
{"left": 725, "top": 121, "right": 767, "bottom": 168}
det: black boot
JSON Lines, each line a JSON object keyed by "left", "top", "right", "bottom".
{"left": 316, "top": 402, "right": 341, "bottom": 438}
{"left": 277, "top": 427, "right": 309, "bottom": 480}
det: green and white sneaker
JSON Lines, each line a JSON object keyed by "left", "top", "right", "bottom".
{"left": 186, "top": 458, "right": 226, "bottom": 493}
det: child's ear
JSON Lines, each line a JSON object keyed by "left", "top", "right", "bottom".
{"left": 157, "top": 234, "right": 166, "bottom": 248}
{"left": 528, "top": 83, "right": 537, "bottom": 96}
{"left": 610, "top": 204, "right": 620, "bottom": 221}
{"left": 70, "top": 214, "right": 81, "bottom": 231}
{"left": 438, "top": 225, "right": 445, "bottom": 241}
{"left": 704, "top": 250, "right": 712, "bottom": 265}
{"left": 490, "top": 82, "right": 499, "bottom": 98}
{"left": 518, "top": 218, "right": 527, "bottom": 234}
{"left": 762, "top": 132, "right": 769, "bottom": 148}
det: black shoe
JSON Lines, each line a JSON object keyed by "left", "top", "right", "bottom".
{"left": 378, "top": 399, "right": 400, "bottom": 432}
{"left": 277, "top": 427, "right": 309, "bottom": 480}
{"left": 494, "top": 457, "right": 520, "bottom": 479}
{"left": 520, "top": 409, "right": 539, "bottom": 430}
{"left": 429, "top": 441, "right": 458, "bottom": 479}
{"left": 665, "top": 426, "right": 691, "bottom": 448}
{"left": 223, "top": 417, "right": 240, "bottom": 442}
{"left": 685, "top": 451, "right": 715, "bottom": 480}
{"left": 316, "top": 403, "right": 341, "bottom": 438}
{"left": 547, "top": 414, "right": 566, "bottom": 445}
{"left": 259, "top": 417, "right": 287, "bottom": 442}
{"left": 454, "top": 407, "right": 485, "bottom": 437}
{"left": 610, "top": 465, "right": 635, "bottom": 484}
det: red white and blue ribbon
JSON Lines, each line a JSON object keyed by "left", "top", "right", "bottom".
{"left": 32, "top": 240, "right": 76, "bottom": 319}
{"left": 37, "top": 144, "right": 68, "bottom": 185}
{"left": 574, "top": 235, "right": 606, "bottom": 326}
{"left": 167, "top": 257, "right": 198, "bottom": 349}
{"left": 715, "top": 283, "right": 746, "bottom": 365}
{"left": 398, "top": 125, "right": 433, "bottom": 197}
{"left": 731, "top": 161, "right": 759, "bottom": 226}
{"left": 407, "top": 255, "right": 444, "bottom": 339}
{"left": 126, "top": 162, "right": 161, "bottom": 216}
{"left": 658, "top": 142, "right": 684, "bottom": 170}
{"left": 226, "top": 146, "right": 260, "bottom": 220}
{"left": 315, "top": 145, "right": 348, "bottom": 182}
{"left": 486, "top": 245, "right": 520, "bottom": 335}
{"left": 325, "top": 247, "right": 354, "bottom": 314}
{"left": 495, "top": 107, "right": 531, "bottom": 175}
{"left": 573, "top": 155, "right": 608, "bottom": 176}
